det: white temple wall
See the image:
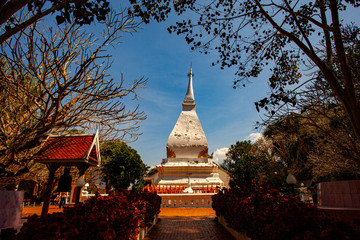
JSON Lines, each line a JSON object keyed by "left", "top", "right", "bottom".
{"left": 219, "top": 168, "right": 231, "bottom": 187}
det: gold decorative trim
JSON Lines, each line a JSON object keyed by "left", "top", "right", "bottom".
{"left": 166, "top": 146, "right": 176, "bottom": 158}
{"left": 198, "top": 147, "right": 208, "bottom": 158}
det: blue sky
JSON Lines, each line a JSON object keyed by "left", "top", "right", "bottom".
{"left": 106, "top": 1, "right": 359, "bottom": 167}
{"left": 108, "top": 3, "right": 268, "bottom": 167}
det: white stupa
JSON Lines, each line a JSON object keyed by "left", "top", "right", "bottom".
{"left": 145, "top": 67, "right": 229, "bottom": 192}
{"left": 166, "top": 67, "right": 208, "bottom": 160}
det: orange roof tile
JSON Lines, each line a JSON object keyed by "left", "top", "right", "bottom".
{"left": 33, "top": 134, "right": 100, "bottom": 166}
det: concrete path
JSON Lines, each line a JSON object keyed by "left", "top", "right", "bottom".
{"left": 22, "top": 205, "right": 63, "bottom": 218}
{"left": 144, "top": 209, "right": 235, "bottom": 240}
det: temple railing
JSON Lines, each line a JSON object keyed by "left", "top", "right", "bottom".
{"left": 142, "top": 184, "right": 220, "bottom": 194}
{"left": 159, "top": 193, "right": 215, "bottom": 208}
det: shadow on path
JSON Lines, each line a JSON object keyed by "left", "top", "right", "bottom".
{"left": 144, "top": 216, "right": 235, "bottom": 240}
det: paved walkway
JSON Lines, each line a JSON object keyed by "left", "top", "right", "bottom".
{"left": 22, "top": 205, "right": 63, "bottom": 218}
{"left": 144, "top": 208, "right": 235, "bottom": 240}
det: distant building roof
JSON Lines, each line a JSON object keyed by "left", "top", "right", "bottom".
{"left": 33, "top": 132, "right": 101, "bottom": 166}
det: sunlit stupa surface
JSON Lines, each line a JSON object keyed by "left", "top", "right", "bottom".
{"left": 145, "top": 67, "right": 229, "bottom": 193}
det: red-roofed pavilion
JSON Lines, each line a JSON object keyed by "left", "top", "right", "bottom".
{"left": 33, "top": 131, "right": 101, "bottom": 217}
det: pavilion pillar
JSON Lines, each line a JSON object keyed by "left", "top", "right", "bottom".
{"left": 75, "top": 163, "right": 88, "bottom": 204}
{"left": 41, "top": 163, "right": 59, "bottom": 217}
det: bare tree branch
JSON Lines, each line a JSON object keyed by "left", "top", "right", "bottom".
{"left": 0, "top": 8, "right": 146, "bottom": 182}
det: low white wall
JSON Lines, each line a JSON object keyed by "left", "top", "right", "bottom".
{"left": 218, "top": 216, "right": 251, "bottom": 240}
{"left": 0, "top": 191, "right": 24, "bottom": 229}
{"left": 318, "top": 180, "right": 360, "bottom": 208}
{"left": 137, "top": 214, "right": 158, "bottom": 240}
{"left": 159, "top": 193, "right": 214, "bottom": 208}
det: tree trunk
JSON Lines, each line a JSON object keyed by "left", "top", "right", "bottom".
{"left": 41, "top": 163, "right": 59, "bottom": 217}
{"left": 0, "top": 0, "right": 30, "bottom": 26}
{"left": 341, "top": 94, "right": 360, "bottom": 140}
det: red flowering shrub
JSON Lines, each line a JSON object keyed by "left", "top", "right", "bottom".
{"left": 118, "top": 189, "right": 161, "bottom": 228}
{"left": 0, "top": 227, "right": 17, "bottom": 239}
{"left": 135, "top": 190, "right": 162, "bottom": 228}
{"left": 12, "top": 189, "right": 161, "bottom": 240}
{"left": 212, "top": 185, "right": 358, "bottom": 240}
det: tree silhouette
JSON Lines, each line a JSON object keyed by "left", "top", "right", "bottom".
{"left": 0, "top": 0, "right": 110, "bottom": 44}
{"left": 128, "top": 0, "right": 360, "bottom": 140}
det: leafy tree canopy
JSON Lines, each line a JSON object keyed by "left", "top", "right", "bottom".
{"left": 0, "top": 0, "right": 111, "bottom": 44}
{"left": 147, "top": 167, "right": 158, "bottom": 177}
{"left": 128, "top": 0, "right": 360, "bottom": 141}
{"left": 222, "top": 140, "right": 259, "bottom": 188}
{"left": 101, "top": 141, "right": 146, "bottom": 190}
{"left": 264, "top": 109, "right": 360, "bottom": 182}
{"left": 222, "top": 140, "right": 290, "bottom": 191}
{"left": 263, "top": 25, "right": 360, "bottom": 181}
{"left": 264, "top": 115, "right": 317, "bottom": 181}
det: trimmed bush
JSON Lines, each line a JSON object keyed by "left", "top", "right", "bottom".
{"left": 212, "top": 186, "right": 359, "bottom": 240}
{"left": 2, "top": 189, "right": 160, "bottom": 240}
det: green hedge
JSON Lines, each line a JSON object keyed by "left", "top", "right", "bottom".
{"left": 212, "top": 186, "right": 359, "bottom": 240}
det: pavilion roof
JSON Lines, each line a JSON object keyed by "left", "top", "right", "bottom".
{"left": 33, "top": 132, "right": 101, "bottom": 166}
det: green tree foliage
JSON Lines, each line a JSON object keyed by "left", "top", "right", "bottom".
{"left": 128, "top": 0, "right": 360, "bottom": 141}
{"left": 101, "top": 141, "right": 146, "bottom": 191}
{"left": 265, "top": 110, "right": 360, "bottom": 182}
{"left": 147, "top": 167, "right": 158, "bottom": 177}
{"left": 0, "top": 0, "right": 110, "bottom": 44}
{"left": 263, "top": 25, "right": 360, "bottom": 181}
{"left": 264, "top": 116, "right": 316, "bottom": 181}
{"left": 222, "top": 141, "right": 257, "bottom": 188}
{"left": 221, "top": 140, "right": 289, "bottom": 190}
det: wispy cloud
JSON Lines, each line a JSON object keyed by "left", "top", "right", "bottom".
{"left": 211, "top": 132, "right": 263, "bottom": 167}
{"left": 244, "top": 133, "right": 264, "bottom": 143}
{"left": 212, "top": 147, "right": 229, "bottom": 165}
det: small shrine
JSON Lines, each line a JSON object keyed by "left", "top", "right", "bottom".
{"left": 144, "top": 67, "right": 229, "bottom": 203}
{"left": 33, "top": 131, "right": 101, "bottom": 216}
